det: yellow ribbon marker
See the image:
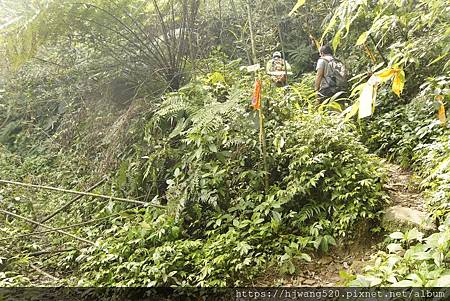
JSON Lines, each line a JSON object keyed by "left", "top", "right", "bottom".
{"left": 392, "top": 68, "right": 405, "bottom": 97}
{"left": 356, "top": 66, "right": 406, "bottom": 119}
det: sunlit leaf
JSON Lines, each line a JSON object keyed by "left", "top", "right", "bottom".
{"left": 428, "top": 275, "right": 450, "bottom": 287}
{"left": 332, "top": 29, "right": 342, "bottom": 52}
{"left": 288, "top": 0, "right": 306, "bottom": 17}
{"left": 392, "top": 69, "right": 405, "bottom": 97}
{"left": 389, "top": 232, "right": 404, "bottom": 240}
{"left": 387, "top": 243, "right": 403, "bottom": 253}
{"left": 356, "top": 31, "right": 369, "bottom": 46}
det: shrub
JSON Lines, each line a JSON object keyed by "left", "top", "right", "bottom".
{"left": 71, "top": 60, "right": 387, "bottom": 286}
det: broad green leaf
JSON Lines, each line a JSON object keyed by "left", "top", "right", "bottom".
{"left": 325, "top": 235, "right": 336, "bottom": 246}
{"left": 321, "top": 14, "right": 337, "bottom": 42}
{"left": 272, "top": 211, "right": 282, "bottom": 223}
{"left": 367, "top": 276, "right": 383, "bottom": 286}
{"left": 433, "top": 251, "right": 444, "bottom": 267}
{"left": 406, "top": 273, "right": 423, "bottom": 286}
{"left": 392, "top": 280, "right": 414, "bottom": 287}
{"left": 356, "top": 31, "right": 369, "bottom": 46}
{"left": 428, "top": 275, "right": 450, "bottom": 287}
{"left": 405, "top": 228, "right": 423, "bottom": 241}
{"left": 412, "top": 251, "right": 432, "bottom": 261}
{"left": 208, "top": 144, "right": 218, "bottom": 153}
{"left": 387, "top": 256, "right": 401, "bottom": 268}
{"left": 280, "top": 253, "right": 290, "bottom": 261}
{"left": 343, "top": 101, "right": 359, "bottom": 122}
{"left": 299, "top": 253, "right": 312, "bottom": 262}
{"left": 348, "top": 276, "right": 371, "bottom": 287}
{"left": 254, "top": 218, "right": 265, "bottom": 224}
{"left": 389, "top": 231, "right": 404, "bottom": 240}
{"left": 387, "top": 243, "right": 403, "bottom": 253}
{"left": 405, "top": 228, "right": 423, "bottom": 242}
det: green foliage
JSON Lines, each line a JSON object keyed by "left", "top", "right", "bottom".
{"left": 314, "top": 0, "right": 450, "bottom": 109}
{"left": 349, "top": 221, "right": 450, "bottom": 287}
{"left": 6, "top": 0, "right": 449, "bottom": 288}
{"left": 1, "top": 0, "right": 201, "bottom": 92}
{"left": 0, "top": 272, "right": 31, "bottom": 287}
{"left": 66, "top": 57, "right": 387, "bottom": 286}
{"left": 361, "top": 75, "right": 449, "bottom": 219}
{"left": 353, "top": 66, "right": 449, "bottom": 289}
{"left": 361, "top": 95, "right": 447, "bottom": 167}
{"left": 0, "top": 48, "right": 387, "bottom": 286}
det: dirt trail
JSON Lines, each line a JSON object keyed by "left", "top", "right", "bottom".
{"left": 383, "top": 161, "right": 425, "bottom": 211}
{"left": 255, "top": 160, "right": 426, "bottom": 287}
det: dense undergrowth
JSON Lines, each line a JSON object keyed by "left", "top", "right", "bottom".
{"left": 348, "top": 77, "right": 450, "bottom": 287}
{"left": 1, "top": 58, "right": 388, "bottom": 286}
{"left": 1, "top": 0, "right": 449, "bottom": 289}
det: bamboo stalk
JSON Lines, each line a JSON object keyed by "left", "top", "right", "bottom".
{"left": 246, "top": 0, "right": 257, "bottom": 64}
{"left": 40, "top": 178, "right": 106, "bottom": 224}
{"left": 0, "top": 209, "right": 95, "bottom": 246}
{"left": 29, "top": 263, "right": 59, "bottom": 281}
{"left": 28, "top": 248, "right": 78, "bottom": 257}
{"left": 0, "top": 213, "right": 121, "bottom": 242}
{"left": 0, "top": 179, "right": 165, "bottom": 208}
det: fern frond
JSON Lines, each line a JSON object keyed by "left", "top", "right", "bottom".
{"left": 297, "top": 202, "right": 327, "bottom": 222}
{"left": 189, "top": 87, "right": 244, "bottom": 134}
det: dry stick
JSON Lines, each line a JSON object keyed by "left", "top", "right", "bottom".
{"left": 0, "top": 213, "right": 121, "bottom": 242}
{"left": 0, "top": 179, "right": 165, "bottom": 208}
{"left": 28, "top": 248, "right": 78, "bottom": 257}
{"left": 0, "top": 209, "right": 95, "bottom": 246}
{"left": 29, "top": 263, "right": 59, "bottom": 281}
{"left": 368, "top": 33, "right": 388, "bottom": 65}
{"left": 40, "top": 178, "right": 106, "bottom": 224}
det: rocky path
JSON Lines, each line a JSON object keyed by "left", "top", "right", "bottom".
{"left": 383, "top": 161, "right": 424, "bottom": 211}
{"left": 255, "top": 160, "right": 433, "bottom": 287}
{"left": 382, "top": 161, "right": 435, "bottom": 233}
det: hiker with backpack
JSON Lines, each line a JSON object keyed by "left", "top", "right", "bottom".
{"left": 315, "top": 45, "right": 347, "bottom": 102}
{"left": 266, "top": 51, "right": 292, "bottom": 87}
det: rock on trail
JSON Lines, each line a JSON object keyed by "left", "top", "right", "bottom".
{"left": 381, "top": 162, "right": 436, "bottom": 233}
